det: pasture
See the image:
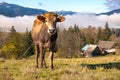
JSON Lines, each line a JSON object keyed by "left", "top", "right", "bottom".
{"left": 0, "top": 55, "right": 120, "bottom": 80}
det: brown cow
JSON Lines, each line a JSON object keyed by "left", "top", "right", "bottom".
{"left": 31, "top": 12, "right": 65, "bottom": 69}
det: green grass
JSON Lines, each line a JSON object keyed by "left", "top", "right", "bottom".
{"left": 0, "top": 55, "right": 120, "bottom": 80}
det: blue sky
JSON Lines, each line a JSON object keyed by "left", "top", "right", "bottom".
{"left": 0, "top": 0, "right": 120, "bottom": 31}
{"left": 1, "top": 0, "right": 108, "bottom": 13}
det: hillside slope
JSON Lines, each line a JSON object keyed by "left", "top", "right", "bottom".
{"left": 0, "top": 55, "right": 120, "bottom": 80}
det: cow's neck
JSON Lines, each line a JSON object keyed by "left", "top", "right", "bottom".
{"left": 45, "top": 32, "right": 57, "bottom": 51}
{"left": 38, "top": 23, "right": 57, "bottom": 43}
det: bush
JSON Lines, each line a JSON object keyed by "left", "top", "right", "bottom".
{"left": 0, "top": 43, "right": 18, "bottom": 59}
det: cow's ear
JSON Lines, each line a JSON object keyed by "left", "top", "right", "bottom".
{"left": 37, "top": 15, "right": 45, "bottom": 22}
{"left": 57, "top": 16, "right": 65, "bottom": 22}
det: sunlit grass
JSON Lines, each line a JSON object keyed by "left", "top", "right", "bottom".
{"left": 0, "top": 55, "right": 120, "bottom": 80}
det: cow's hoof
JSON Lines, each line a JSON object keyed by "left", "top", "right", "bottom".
{"left": 44, "top": 66, "right": 48, "bottom": 68}
{"left": 51, "top": 66, "right": 54, "bottom": 70}
{"left": 40, "top": 66, "right": 43, "bottom": 68}
{"left": 36, "top": 65, "right": 38, "bottom": 68}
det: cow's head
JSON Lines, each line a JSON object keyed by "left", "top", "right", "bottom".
{"left": 37, "top": 12, "right": 65, "bottom": 34}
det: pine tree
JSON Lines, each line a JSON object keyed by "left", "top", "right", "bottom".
{"left": 20, "top": 28, "right": 33, "bottom": 57}
{"left": 97, "top": 27, "right": 103, "bottom": 41}
{"left": 10, "top": 26, "right": 16, "bottom": 32}
{"left": 9, "top": 26, "right": 16, "bottom": 37}
{"left": 103, "top": 22, "right": 112, "bottom": 40}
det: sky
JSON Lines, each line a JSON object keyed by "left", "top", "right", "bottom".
{"left": 1, "top": 0, "right": 108, "bottom": 13}
{"left": 0, "top": 0, "right": 120, "bottom": 32}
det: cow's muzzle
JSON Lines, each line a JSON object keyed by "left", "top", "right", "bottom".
{"left": 48, "top": 28, "right": 56, "bottom": 34}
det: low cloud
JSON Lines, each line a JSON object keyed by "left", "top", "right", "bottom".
{"left": 62, "top": 13, "right": 120, "bottom": 29}
{"left": 0, "top": 13, "right": 120, "bottom": 32}
{"left": 0, "top": 15, "right": 35, "bottom": 32}
{"left": 98, "top": 13, "right": 120, "bottom": 26}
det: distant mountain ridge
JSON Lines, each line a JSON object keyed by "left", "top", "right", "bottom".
{"left": 0, "top": 2, "right": 47, "bottom": 17}
{"left": 98, "top": 8, "right": 120, "bottom": 15}
{"left": 0, "top": 2, "right": 120, "bottom": 17}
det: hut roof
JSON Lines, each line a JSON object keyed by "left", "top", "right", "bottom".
{"left": 85, "top": 45, "right": 97, "bottom": 53}
{"left": 98, "top": 41, "right": 115, "bottom": 49}
{"left": 82, "top": 44, "right": 98, "bottom": 52}
{"left": 82, "top": 44, "right": 89, "bottom": 51}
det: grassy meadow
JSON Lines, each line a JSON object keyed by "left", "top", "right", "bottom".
{"left": 0, "top": 55, "right": 120, "bottom": 80}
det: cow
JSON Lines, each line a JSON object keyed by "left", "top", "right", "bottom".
{"left": 31, "top": 12, "right": 65, "bottom": 69}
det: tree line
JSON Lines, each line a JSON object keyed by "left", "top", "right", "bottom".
{"left": 0, "top": 26, "right": 33, "bottom": 59}
{"left": 0, "top": 22, "right": 120, "bottom": 59}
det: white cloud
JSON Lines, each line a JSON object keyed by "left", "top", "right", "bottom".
{"left": 62, "top": 14, "right": 103, "bottom": 28}
{"left": 62, "top": 13, "right": 120, "bottom": 29}
{"left": 0, "top": 13, "right": 120, "bottom": 32}
{"left": 98, "top": 13, "right": 120, "bottom": 25}
{"left": 0, "top": 15, "right": 35, "bottom": 32}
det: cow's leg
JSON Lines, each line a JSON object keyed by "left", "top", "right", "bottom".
{"left": 50, "top": 51, "right": 54, "bottom": 69}
{"left": 43, "top": 49, "right": 47, "bottom": 68}
{"left": 35, "top": 44, "right": 39, "bottom": 68}
{"left": 40, "top": 45, "right": 44, "bottom": 68}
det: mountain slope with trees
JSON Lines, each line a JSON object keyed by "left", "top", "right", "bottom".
{"left": 0, "top": 2, "right": 47, "bottom": 17}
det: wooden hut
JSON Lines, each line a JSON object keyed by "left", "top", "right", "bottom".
{"left": 81, "top": 44, "right": 102, "bottom": 57}
{"left": 98, "top": 41, "right": 116, "bottom": 54}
